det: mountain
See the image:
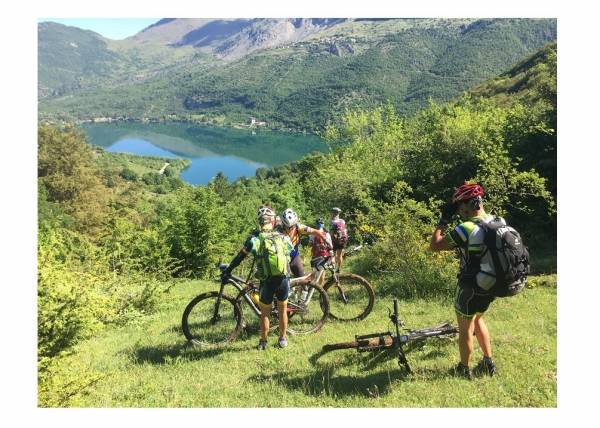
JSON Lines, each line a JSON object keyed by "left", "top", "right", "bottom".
{"left": 38, "top": 22, "right": 133, "bottom": 98}
{"left": 38, "top": 18, "right": 557, "bottom": 129}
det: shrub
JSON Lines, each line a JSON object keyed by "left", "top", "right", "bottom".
{"left": 119, "top": 167, "right": 138, "bottom": 181}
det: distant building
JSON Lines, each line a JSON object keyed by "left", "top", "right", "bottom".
{"left": 249, "top": 116, "right": 267, "bottom": 127}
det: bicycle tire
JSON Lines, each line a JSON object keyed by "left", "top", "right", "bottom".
{"left": 322, "top": 341, "right": 359, "bottom": 352}
{"left": 181, "top": 291, "right": 243, "bottom": 348}
{"left": 324, "top": 273, "right": 375, "bottom": 321}
{"left": 406, "top": 323, "right": 458, "bottom": 341}
{"left": 322, "top": 335, "right": 394, "bottom": 352}
{"left": 285, "top": 282, "right": 330, "bottom": 335}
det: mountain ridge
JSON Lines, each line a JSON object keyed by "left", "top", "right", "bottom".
{"left": 38, "top": 18, "right": 557, "bottom": 130}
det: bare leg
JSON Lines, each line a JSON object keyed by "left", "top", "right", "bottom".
{"left": 457, "top": 314, "right": 475, "bottom": 367}
{"left": 277, "top": 300, "right": 288, "bottom": 338}
{"left": 259, "top": 303, "right": 270, "bottom": 341}
{"left": 473, "top": 314, "right": 492, "bottom": 358}
{"left": 335, "top": 249, "right": 344, "bottom": 271}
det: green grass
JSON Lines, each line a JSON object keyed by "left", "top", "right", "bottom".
{"left": 47, "top": 274, "right": 556, "bottom": 407}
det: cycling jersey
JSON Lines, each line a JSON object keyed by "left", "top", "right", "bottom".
{"left": 310, "top": 231, "right": 333, "bottom": 258}
{"left": 445, "top": 214, "right": 495, "bottom": 278}
{"left": 277, "top": 223, "right": 310, "bottom": 259}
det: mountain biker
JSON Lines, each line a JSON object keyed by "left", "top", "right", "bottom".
{"left": 308, "top": 217, "right": 334, "bottom": 285}
{"left": 330, "top": 207, "right": 349, "bottom": 273}
{"left": 222, "top": 205, "right": 294, "bottom": 350}
{"left": 278, "top": 208, "right": 328, "bottom": 280}
{"left": 429, "top": 183, "right": 497, "bottom": 379}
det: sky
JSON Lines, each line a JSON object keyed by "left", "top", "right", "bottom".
{"left": 38, "top": 18, "right": 161, "bottom": 39}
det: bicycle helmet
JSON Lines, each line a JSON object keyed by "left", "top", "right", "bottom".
{"left": 452, "top": 183, "right": 484, "bottom": 203}
{"left": 315, "top": 217, "right": 325, "bottom": 229}
{"left": 330, "top": 207, "right": 342, "bottom": 214}
{"left": 257, "top": 205, "right": 276, "bottom": 226}
{"left": 281, "top": 208, "right": 298, "bottom": 228}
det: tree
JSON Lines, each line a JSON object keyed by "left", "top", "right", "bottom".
{"left": 38, "top": 126, "right": 112, "bottom": 233}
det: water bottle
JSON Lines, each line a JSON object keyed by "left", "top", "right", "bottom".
{"left": 300, "top": 287, "right": 309, "bottom": 303}
{"left": 250, "top": 289, "right": 260, "bottom": 306}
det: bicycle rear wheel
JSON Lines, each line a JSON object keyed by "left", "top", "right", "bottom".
{"left": 285, "top": 283, "right": 330, "bottom": 335}
{"left": 322, "top": 341, "right": 358, "bottom": 352}
{"left": 324, "top": 273, "right": 375, "bottom": 321}
{"left": 322, "top": 335, "right": 394, "bottom": 352}
{"left": 181, "top": 291, "right": 243, "bottom": 348}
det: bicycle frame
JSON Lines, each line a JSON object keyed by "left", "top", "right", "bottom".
{"left": 353, "top": 299, "right": 411, "bottom": 373}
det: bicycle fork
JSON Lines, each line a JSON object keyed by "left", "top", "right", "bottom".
{"left": 212, "top": 282, "right": 226, "bottom": 323}
{"left": 392, "top": 299, "right": 411, "bottom": 374}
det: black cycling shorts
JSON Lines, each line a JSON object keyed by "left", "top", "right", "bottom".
{"left": 310, "top": 256, "right": 332, "bottom": 271}
{"left": 454, "top": 281, "right": 495, "bottom": 318}
{"left": 289, "top": 254, "right": 305, "bottom": 278}
{"left": 259, "top": 275, "right": 289, "bottom": 306}
{"left": 332, "top": 238, "right": 348, "bottom": 251}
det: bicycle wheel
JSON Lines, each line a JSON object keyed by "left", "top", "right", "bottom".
{"left": 322, "top": 341, "right": 359, "bottom": 352}
{"left": 323, "top": 273, "right": 375, "bottom": 321}
{"left": 284, "top": 283, "right": 330, "bottom": 335}
{"left": 322, "top": 335, "right": 394, "bottom": 352}
{"left": 182, "top": 291, "right": 243, "bottom": 348}
{"left": 406, "top": 322, "right": 458, "bottom": 342}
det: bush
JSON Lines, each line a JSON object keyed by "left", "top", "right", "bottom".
{"left": 161, "top": 186, "right": 227, "bottom": 277}
{"left": 119, "top": 167, "right": 138, "bottom": 181}
{"left": 351, "top": 199, "right": 457, "bottom": 299}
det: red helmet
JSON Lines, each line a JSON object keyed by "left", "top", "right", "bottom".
{"left": 452, "top": 183, "right": 484, "bottom": 203}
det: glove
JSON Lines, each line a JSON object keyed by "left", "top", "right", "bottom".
{"left": 221, "top": 265, "right": 231, "bottom": 283}
{"left": 437, "top": 202, "right": 456, "bottom": 227}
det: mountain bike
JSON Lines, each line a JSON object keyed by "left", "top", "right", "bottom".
{"left": 309, "top": 245, "right": 375, "bottom": 321}
{"left": 182, "top": 263, "right": 330, "bottom": 348}
{"left": 320, "top": 299, "right": 457, "bottom": 373}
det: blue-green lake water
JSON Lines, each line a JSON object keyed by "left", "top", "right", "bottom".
{"left": 82, "top": 122, "right": 327, "bottom": 185}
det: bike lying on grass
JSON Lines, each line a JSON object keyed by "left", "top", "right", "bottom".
{"left": 320, "top": 299, "right": 457, "bottom": 373}
{"left": 182, "top": 263, "right": 330, "bottom": 348}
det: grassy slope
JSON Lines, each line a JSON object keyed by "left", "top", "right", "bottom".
{"left": 58, "top": 274, "right": 556, "bottom": 407}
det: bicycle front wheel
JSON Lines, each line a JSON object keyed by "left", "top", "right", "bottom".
{"left": 181, "top": 291, "right": 243, "bottom": 348}
{"left": 285, "top": 283, "right": 330, "bottom": 335}
{"left": 324, "top": 273, "right": 375, "bottom": 321}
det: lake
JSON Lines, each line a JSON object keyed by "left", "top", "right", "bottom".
{"left": 82, "top": 122, "right": 327, "bottom": 185}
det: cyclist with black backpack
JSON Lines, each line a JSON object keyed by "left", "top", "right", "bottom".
{"left": 429, "top": 183, "right": 529, "bottom": 379}
{"left": 222, "top": 205, "right": 294, "bottom": 350}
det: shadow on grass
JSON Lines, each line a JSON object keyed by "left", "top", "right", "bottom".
{"left": 130, "top": 342, "right": 238, "bottom": 365}
{"left": 249, "top": 366, "right": 409, "bottom": 398}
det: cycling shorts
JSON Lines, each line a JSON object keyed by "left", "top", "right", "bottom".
{"left": 332, "top": 238, "right": 348, "bottom": 251}
{"left": 259, "top": 275, "right": 289, "bottom": 306}
{"left": 289, "top": 254, "right": 305, "bottom": 278}
{"left": 310, "top": 256, "right": 332, "bottom": 271}
{"left": 454, "top": 280, "right": 496, "bottom": 318}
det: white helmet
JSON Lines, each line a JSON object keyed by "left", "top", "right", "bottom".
{"left": 257, "top": 206, "right": 276, "bottom": 226}
{"left": 281, "top": 208, "right": 298, "bottom": 228}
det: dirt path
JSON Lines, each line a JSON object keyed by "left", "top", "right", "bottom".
{"left": 158, "top": 162, "right": 170, "bottom": 175}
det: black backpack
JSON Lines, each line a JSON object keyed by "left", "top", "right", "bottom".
{"left": 475, "top": 217, "right": 530, "bottom": 297}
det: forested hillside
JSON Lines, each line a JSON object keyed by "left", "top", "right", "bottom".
{"left": 38, "top": 18, "right": 556, "bottom": 130}
{"left": 38, "top": 42, "right": 556, "bottom": 405}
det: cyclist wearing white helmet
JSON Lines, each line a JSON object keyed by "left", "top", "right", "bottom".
{"left": 222, "top": 205, "right": 294, "bottom": 350}
{"left": 277, "top": 208, "right": 327, "bottom": 279}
